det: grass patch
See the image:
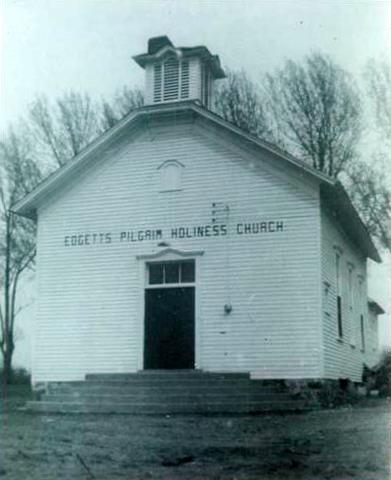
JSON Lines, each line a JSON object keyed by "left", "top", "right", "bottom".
{"left": 0, "top": 368, "right": 31, "bottom": 385}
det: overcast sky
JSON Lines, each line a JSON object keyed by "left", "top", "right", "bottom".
{"left": 0, "top": 0, "right": 390, "bottom": 367}
{"left": 1, "top": 0, "right": 391, "bottom": 129}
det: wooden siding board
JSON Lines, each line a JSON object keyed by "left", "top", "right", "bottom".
{"left": 34, "top": 120, "right": 322, "bottom": 382}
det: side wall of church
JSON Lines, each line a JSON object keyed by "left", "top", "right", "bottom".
{"left": 321, "top": 208, "right": 376, "bottom": 382}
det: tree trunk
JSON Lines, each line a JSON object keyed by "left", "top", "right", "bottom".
{"left": 2, "top": 344, "right": 14, "bottom": 385}
{"left": 2, "top": 214, "right": 14, "bottom": 384}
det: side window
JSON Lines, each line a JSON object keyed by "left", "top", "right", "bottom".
{"left": 159, "top": 160, "right": 183, "bottom": 191}
{"left": 360, "top": 315, "right": 366, "bottom": 352}
{"left": 348, "top": 266, "right": 353, "bottom": 312}
{"left": 323, "top": 281, "right": 331, "bottom": 314}
{"left": 348, "top": 264, "right": 356, "bottom": 346}
{"left": 335, "top": 252, "right": 343, "bottom": 339}
{"left": 357, "top": 275, "right": 364, "bottom": 346}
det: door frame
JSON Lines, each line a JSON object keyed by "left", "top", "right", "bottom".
{"left": 136, "top": 248, "right": 204, "bottom": 371}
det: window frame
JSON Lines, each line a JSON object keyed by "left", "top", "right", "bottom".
{"left": 335, "top": 252, "right": 343, "bottom": 340}
{"left": 347, "top": 263, "right": 356, "bottom": 347}
{"left": 360, "top": 314, "right": 366, "bottom": 352}
{"left": 158, "top": 160, "right": 183, "bottom": 192}
{"left": 146, "top": 260, "right": 196, "bottom": 289}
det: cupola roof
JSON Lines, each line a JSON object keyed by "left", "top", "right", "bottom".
{"left": 133, "top": 35, "right": 226, "bottom": 79}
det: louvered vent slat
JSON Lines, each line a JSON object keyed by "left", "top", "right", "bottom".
{"left": 163, "top": 58, "right": 179, "bottom": 101}
{"left": 180, "top": 61, "right": 190, "bottom": 99}
{"left": 153, "top": 64, "right": 162, "bottom": 102}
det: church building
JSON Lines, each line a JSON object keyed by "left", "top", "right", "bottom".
{"left": 14, "top": 36, "right": 383, "bottom": 392}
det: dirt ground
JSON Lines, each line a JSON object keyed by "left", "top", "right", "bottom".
{"left": 0, "top": 386, "right": 390, "bottom": 480}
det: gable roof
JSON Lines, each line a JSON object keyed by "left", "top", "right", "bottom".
{"left": 12, "top": 100, "right": 381, "bottom": 262}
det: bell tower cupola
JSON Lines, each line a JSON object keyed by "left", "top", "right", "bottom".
{"left": 133, "top": 36, "right": 226, "bottom": 109}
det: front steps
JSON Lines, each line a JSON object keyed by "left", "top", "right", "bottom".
{"left": 26, "top": 371, "right": 310, "bottom": 414}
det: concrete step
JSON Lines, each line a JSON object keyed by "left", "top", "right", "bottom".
{"left": 42, "top": 392, "right": 295, "bottom": 403}
{"left": 47, "top": 383, "right": 283, "bottom": 396}
{"left": 85, "top": 371, "right": 250, "bottom": 381}
{"left": 26, "top": 400, "right": 308, "bottom": 414}
{"left": 81, "top": 378, "right": 255, "bottom": 386}
{"left": 49, "top": 377, "right": 280, "bottom": 388}
{"left": 27, "top": 372, "right": 309, "bottom": 414}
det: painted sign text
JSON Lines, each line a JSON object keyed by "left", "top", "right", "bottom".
{"left": 64, "top": 221, "right": 284, "bottom": 246}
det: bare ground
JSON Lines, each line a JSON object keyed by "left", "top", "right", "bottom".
{"left": 0, "top": 386, "right": 389, "bottom": 479}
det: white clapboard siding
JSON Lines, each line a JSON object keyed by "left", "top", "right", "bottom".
{"left": 33, "top": 118, "right": 323, "bottom": 383}
{"left": 320, "top": 207, "right": 377, "bottom": 382}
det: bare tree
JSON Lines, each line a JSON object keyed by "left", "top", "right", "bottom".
{"left": 100, "top": 86, "right": 144, "bottom": 131}
{"left": 264, "top": 53, "right": 362, "bottom": 177}
{"left": 214, "top": 56, "right": 389, "bottom": 249}
{"left": 344, "top": 159, "right": 390, "bottom": 249}
{"left": 364, "top": 59, "right": 391, "bottom": 144}
{"left": 0, "top": 87, "right": 145, "bottom": 382}
{"left": 359, "top": 59, "right": 391, "bottom": 249}
{"left": 213, "top": 70, "right": 272, "bottom": 140}
{"left": 0, "top": 128, "right": 42, "bottom": 383}
{"left": 1, "top": 93, "right": 96, "bottom": 381}
{"left": 28, "top": 91, "right": 99, "bottom": 167}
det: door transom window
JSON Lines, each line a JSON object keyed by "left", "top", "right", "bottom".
{"left": 147, "top": 260, "right": 195, "bottom": 286}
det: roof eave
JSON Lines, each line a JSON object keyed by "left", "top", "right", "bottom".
{"left": 320, "top": 182, "right": 381, "bottom": 263}
{"left": 10, "top": 205, "right": 37, "bottom": 220}
{"left": 368, "top": 299, "right": 385, "bottom": 315}
{"left": 190, "top": 103, "right": 333, "bottom": 186}
{"left": 12, "top": 100, "right": 333, "bottom": 216}
{"left": 12, "top": 106, "right": 148, "bottom": 216}
{"left": 132, "top": 50, "right": 226, "bottom": 79}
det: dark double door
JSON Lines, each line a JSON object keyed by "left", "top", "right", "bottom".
{"left": 144, "top": 287, "right": 195, "bottom": 369}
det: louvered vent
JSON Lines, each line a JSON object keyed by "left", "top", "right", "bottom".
{"left": 163, "top": 58, "right": 180, "bottom": 101}
{"left": 135, "top": 37, "right": 226, "bottom": 107}
{"left": 180, "top": 61, "right": 190, "bottom": 99}
{"left": 153, "top": 59, "right": 190, "bottom": 103}
{"left": 153, "top": 64, "right": 162, "bottom": 102}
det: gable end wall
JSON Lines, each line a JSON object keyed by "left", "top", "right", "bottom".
{"left": 33, "top": 120, "right": 323, "bottom": 382}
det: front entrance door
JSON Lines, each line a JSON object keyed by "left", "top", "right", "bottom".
{"left": 144, "top": 287, "right": 195, "bottom": 369}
